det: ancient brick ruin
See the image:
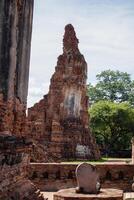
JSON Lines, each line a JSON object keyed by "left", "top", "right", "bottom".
{"left": 0, "top": 0, "right": 32, "bottom": 136}
{"left": 30, "top": 163, "right": 134, "bottom": 192}
{"left": 0, "top": 1, "right": 44, "bottom": 199}
{"left": 27, "top": 24, "right": 100, "bottom": 162}
{"left": 1, "top": 0, "right": 134, "bottom": 199}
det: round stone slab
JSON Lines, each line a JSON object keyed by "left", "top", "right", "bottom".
{"left": 54, "top": 188, "right": 123, "bottom": 200}
{"left": 76, "top": 163, "right": 100, "bottom": 194}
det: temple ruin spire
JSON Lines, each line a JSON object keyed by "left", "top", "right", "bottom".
{"left": 63, "top": 24, "right": 79, "bottom": 54}
{"left": 28, "top": 24, "right": 100, "bottom": 161}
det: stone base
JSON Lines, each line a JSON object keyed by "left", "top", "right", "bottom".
{"left": 54, "top": 188, "right": 123, "bottom": 200}
{"left": 124, "top": 192, "right": 134, "bottom": 200}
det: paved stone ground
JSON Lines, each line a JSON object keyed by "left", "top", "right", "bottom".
{"left": 123, "top": 192, "right": 134, "bottom": 200}
{"left": 41, "top": 192, "right": 55, "bottom": 200}
{"left": 106, "top": 158, "right": 131, "bottom": 163}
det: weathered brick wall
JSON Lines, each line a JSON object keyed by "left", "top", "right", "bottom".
{"left": 27, "top": 24, "right": 100, "bottom": 162}
{"left": 0, "top": 96, "right": 26, "bottom": 136}
{"left": 0, "top": 1, "right": 45, "bottom": 199}
{"left": 29, "top": 163, "right": 134, "bottom": 191}
{"left": 0, "top": 152, "right": 29, "bottom": 198}
{"left": 0, "top": 135, "right": 45, "bottom": 200}
{"left": 0, "top": 0, "right": 34, "bottom": 137}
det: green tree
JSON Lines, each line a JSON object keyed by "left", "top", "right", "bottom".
{"left": 89, "top": 101, "right": 134, "bottom": 154}
{"left": 88, "top": 70, "right": 134, "bottom": 105}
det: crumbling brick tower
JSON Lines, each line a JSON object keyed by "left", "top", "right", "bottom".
{"left": 28, "top": 24, "right": 100, "bottom": 161}
{"left": 0, "top": 1, "right": 44, "bottom": 199}
{"left": 0, "top": 0, "right": 33, "bottom": 135}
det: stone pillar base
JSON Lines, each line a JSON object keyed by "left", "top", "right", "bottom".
{"left": 54, "top": 188, "right": 123, "bottom": 200}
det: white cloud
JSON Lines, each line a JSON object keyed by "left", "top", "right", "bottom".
{"left": 27, "top": 77, "right": 49, "bottom": 107}
{"left": 28, "top": 0, "right": 134, "bottom": 107}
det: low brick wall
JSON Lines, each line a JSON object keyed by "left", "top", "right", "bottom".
{"left": 29, "top": 163, "right": 134, "bottom": 191}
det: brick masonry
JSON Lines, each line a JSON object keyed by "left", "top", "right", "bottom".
{"left": 27, "top": 24, "right": 100, "bottom": 162}
{"left": 29, "top": 163, "right": 134, "bottom": 192}
{"left": 0, "top": 1, "right": 45, "bottom": 199}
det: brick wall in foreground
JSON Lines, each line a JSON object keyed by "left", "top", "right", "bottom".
{"left": 29, "top": 163, "right": 134, "bottom": 191}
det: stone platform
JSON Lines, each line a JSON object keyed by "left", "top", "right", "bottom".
{"left": 54, "top": 188, "right": 123, "bottom": 200}
{"left": 124, "top": 192, "right": 134, "bottom": 200}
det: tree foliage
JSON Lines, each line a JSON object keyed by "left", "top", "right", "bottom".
{"left": 88, "top": 70, "right": 134, "bottom": 105}
{"left": 89, "top": 101, "right": 134, "bottom": 154}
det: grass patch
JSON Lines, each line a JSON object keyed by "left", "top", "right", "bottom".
{"left": 61, "top": 157, "right": 108, "bottom": 164}
{"left": 61, "top": 157, "right": 131, "bottom": 164}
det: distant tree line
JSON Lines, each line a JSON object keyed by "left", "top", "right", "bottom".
{"left": 88, "top": 70, "right": 134, "bottom": 157}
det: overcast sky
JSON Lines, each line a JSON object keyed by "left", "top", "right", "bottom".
{"left": 28, "top": 0, "right": 134, "bottom": 107}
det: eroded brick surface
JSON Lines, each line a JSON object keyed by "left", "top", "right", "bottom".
{"left": 0, "top": 1, "right": 45, "bottom": 199}
{"left": 0, "top": 96, "right": 26, "bottom": 136}
{"left": 29, "top": 163, "right": 134, "bottom": 192}
{"left": 27, "top": 24, "right": 100, "bottom": 162}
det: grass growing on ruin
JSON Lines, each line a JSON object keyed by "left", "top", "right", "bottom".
{"left": 61, "top": 157, "right": 108, "bottom": 164}
{"left": 61, "top": 157, "right": 131, "bottom": 164}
